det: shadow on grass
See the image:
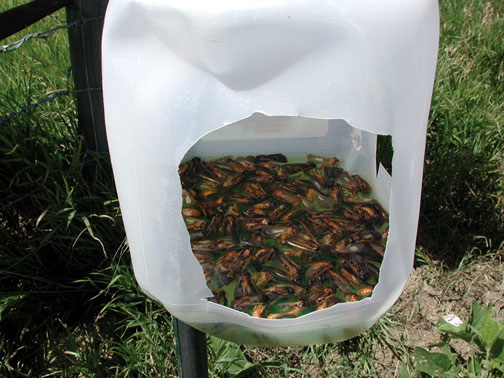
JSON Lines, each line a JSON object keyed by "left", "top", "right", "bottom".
{"left": 0, "top": 121, "right": 125, "bottom": 374}
{"left": 417, "top": 145, "right": 503, "bottom": 268}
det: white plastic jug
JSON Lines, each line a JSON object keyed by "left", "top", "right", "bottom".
{"left": 102, "top": 0, "right": 439, "bottom": 345}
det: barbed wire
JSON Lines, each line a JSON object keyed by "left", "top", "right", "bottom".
{"left": 0, "top": 66, "right": 101, "bottom": 124}
{"left": 0, "top": 86, "right": 101, "bottom": 125}
{"left": 1, "top": 14, "right": 105, "bottom": 124}
{"left": 0, "top": 15, "right": 104, "bottom": 53}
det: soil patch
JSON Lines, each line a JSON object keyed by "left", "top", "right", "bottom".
{"left": 370, "top": 256, "right": 504, "bottom": 377}
{"left": 396, "top": 258, "right": 504, "bottom": 349}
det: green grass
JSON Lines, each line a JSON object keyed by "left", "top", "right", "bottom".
{"left": 419, "top": 0, "right": 504, "bottom": 265}
{"left": 1, "top": 0, "right": 503, "bottom": 376}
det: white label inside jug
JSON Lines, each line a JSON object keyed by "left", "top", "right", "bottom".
{"left": 201, "top": 113, "right": 329, "bottom": 141}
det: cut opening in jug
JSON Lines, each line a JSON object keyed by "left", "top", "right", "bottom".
{"left": 178, "top": 113, "right": 392, "bottom": 319}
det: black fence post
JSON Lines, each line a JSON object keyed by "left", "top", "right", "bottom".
{"left": 174, "top": 318, "right": 209, "bottom": 378}
{"left": 66, "top": 0, "right": 109, "bottom": 153}
{"left": 0, "top": 0, "right": 71, "bottom": 41}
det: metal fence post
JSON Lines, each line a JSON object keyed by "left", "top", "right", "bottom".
{"left": 66, "top": 0, "right": 109, "bottom": 153}
{"left": 174, "top": 318, "right": 209, "bottom": 378}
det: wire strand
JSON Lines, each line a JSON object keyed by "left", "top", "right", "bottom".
{"left": 0, "top": 66, "right": 101, "bottom": 124}
{"left": 0, "top": 15, "right": 103, "bottom": 53}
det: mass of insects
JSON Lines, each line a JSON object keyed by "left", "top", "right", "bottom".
{"left": 179, "top": 153, "right": 388, "bottom": 318}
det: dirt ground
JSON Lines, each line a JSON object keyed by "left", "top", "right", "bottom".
{"left": 397, "top": 257, "right": 504, "bottom": 344}
{"left": 372, "top": 255, "right": 504, "bottom": 376}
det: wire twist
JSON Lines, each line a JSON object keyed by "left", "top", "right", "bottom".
{"left": 0, "top": 15, "right": 103, "bottom": 53}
